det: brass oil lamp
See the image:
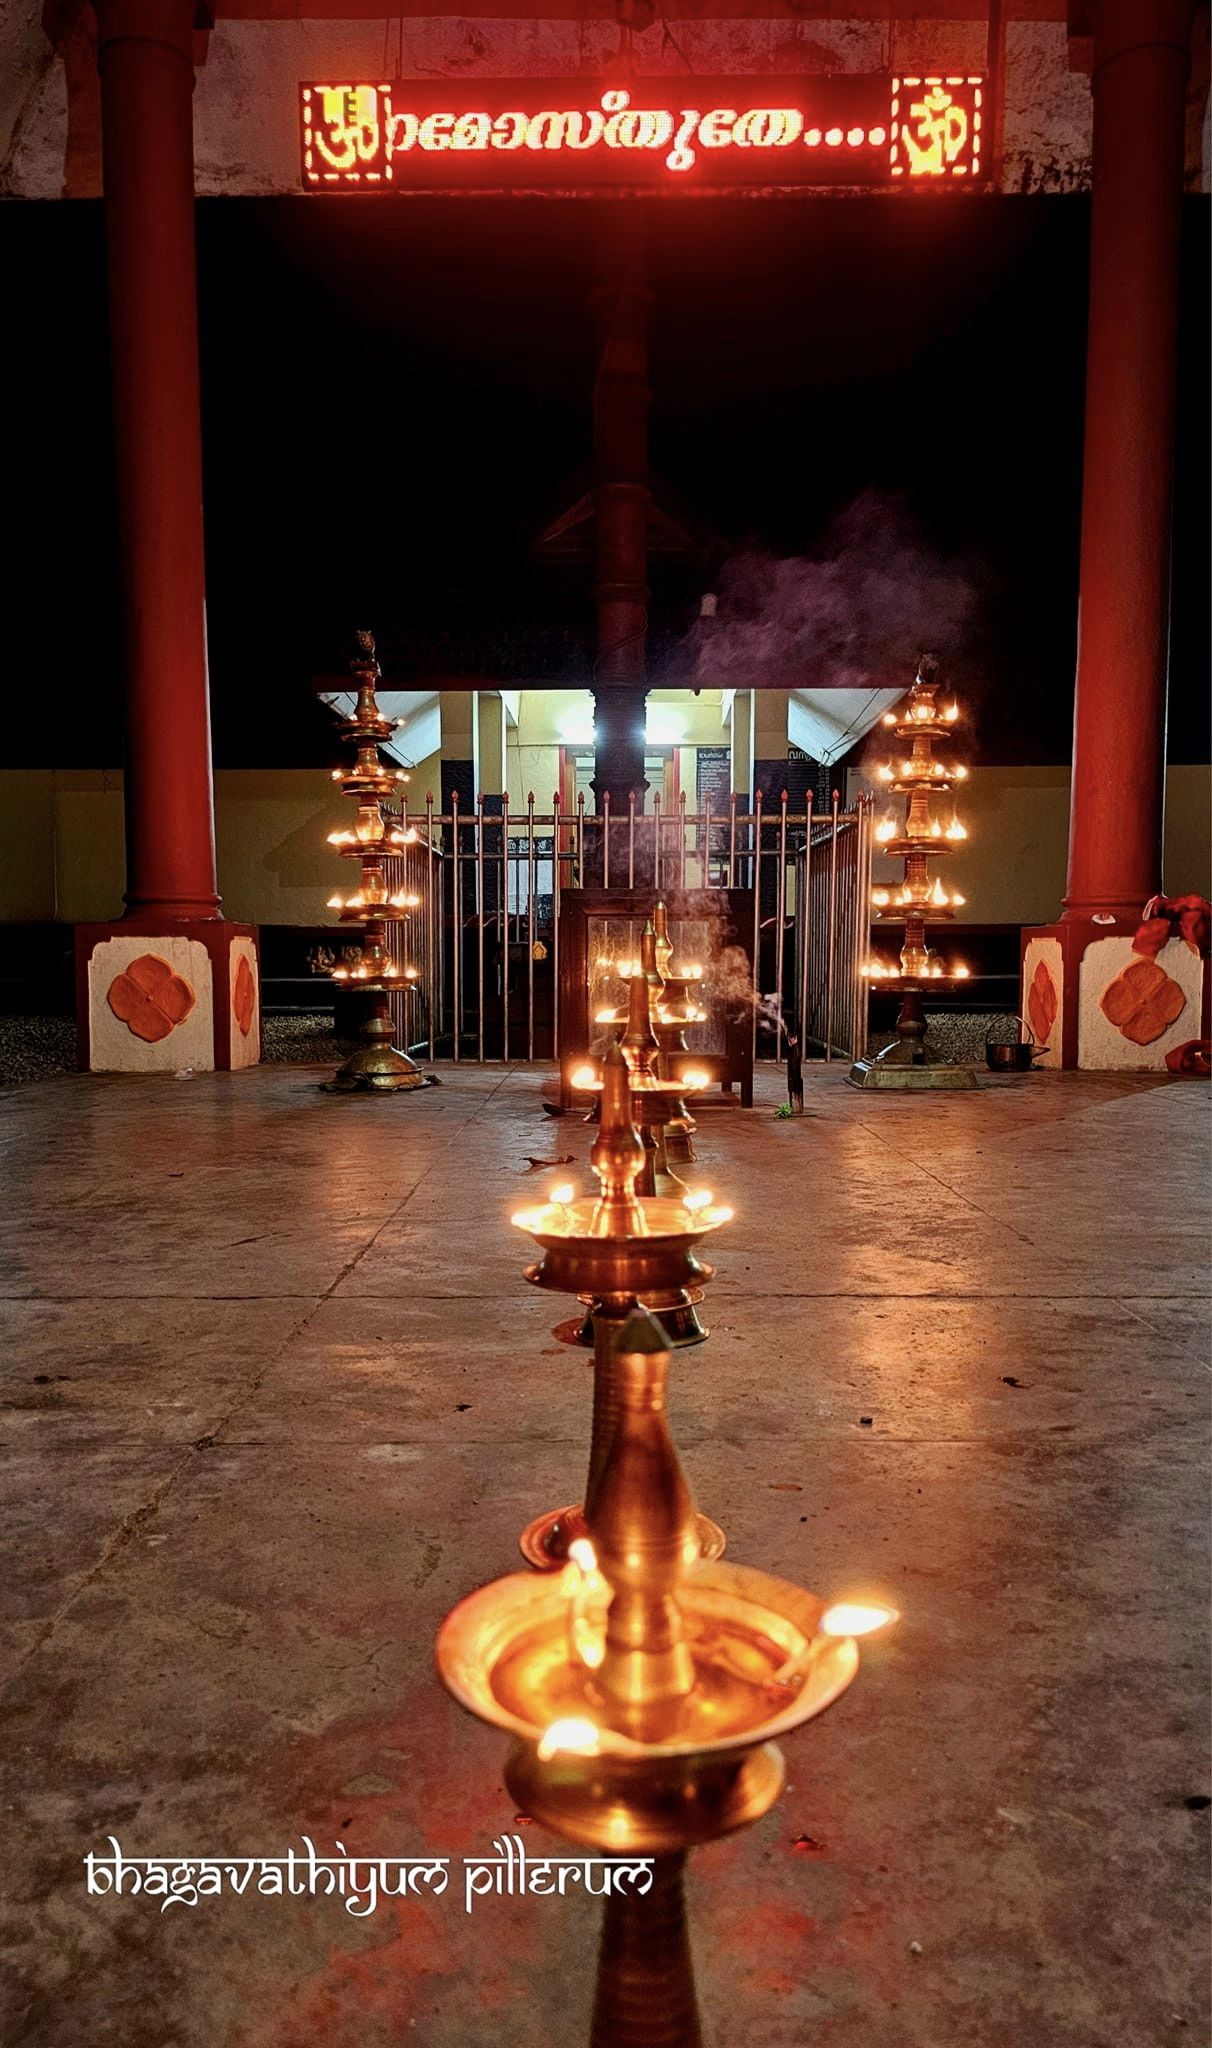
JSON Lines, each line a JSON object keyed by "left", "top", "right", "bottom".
{"left": 850, "top": 653, "right": 976, "bottom": 1091}
{"left": 618, "top": 951, "right": 693, "bottom": 1197}
{"left": 651, "top": 898, "right": 675, "bottom": 980}
{"left": 323, "top": 630, "right": 429, "bottom": 1093}
{"left": 650, "top": 904, "right": 707, "bottom": 1167}
{"left": 436, "top": 1307, "right": 896, "bottom": 2046}
{"left": 562, "top": 1053, "right": 714, "bottom": 1355}
{"left": 511, "top": 1044, "right": 729, "bottom": 1569}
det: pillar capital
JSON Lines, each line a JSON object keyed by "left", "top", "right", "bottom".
{"left": 94, "top": 0, "right": 203, "bottom": 61}
{"left": 1086, "top": 0, "right": 1199, "bottom": 71}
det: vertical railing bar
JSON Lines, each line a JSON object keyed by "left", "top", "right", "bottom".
{"left": 799, "top": 794, "right": 813, "bottom": 1051}
{"left": 576, "top": 790, "right": 585, "bottom": 888}
{"left": 836, "top": 817, "right": 851, "bottom": 1060}
{"left": 728, "top": 792, "right": 737, "bottom": 888}
{"left": 847, "top": 794, "right": 855, "bottom": 1056}
{"left": 527, "top": 792, "right": 536, "bottom": 1064}
{"left": 627, "top": 792, "right": 636, "bottom": 890}
{"left": 678, "top": 790, "right": 688, "bottom": 888}
{"left": 702, "top": 790, "right": 712, "bottom": 891}
{"left": 451, "top": 790, "right": 462, "bottom": 1062}
{"left": 775, "top": 787, "right": 788, "bottom": 1049}
{"left": 552, "top": 788, "right": 563, "bottom": 1062}
{"left": 500, "top": 790, "right": 510, "bottom": 1064}
{"left": 855, "top": 793, "right": 872, "bottom": 1062}
{"left": 824, "top": 788, "right": 840, "bottom": 1061}
{"left": 603, "top": 788, "right": 611, "bottom": 890}
{"left": 751, "top": 790, "right": 762, "bottom": 1067}
{"left": 476, "top": 790, "right": 485, "bottom": 1066}
{"left": 653, "top": 788, "right": 662, "bottom": 893}
{"left": 425, "top": 793, "right": 436, "bottom": 1061}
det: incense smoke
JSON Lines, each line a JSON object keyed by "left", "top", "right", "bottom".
{"left": 680, "top": 493, "right": 981, "bottom": 698}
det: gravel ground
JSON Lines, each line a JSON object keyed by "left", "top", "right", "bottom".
{"left": 0, "top": 1017, "right": 77, "bottom": 1088}
{"left": 259, "top": 1013, "right": 354, "bottom": 1065}
{"left": 908, "top": 1009, "right": 1022, "bottom": 1062}
{"left": 0, "top": 1013, "right": 356, "bottom": 1088}
{"left": 0, "top": 1009, "right": 1024, "bottom": 1088}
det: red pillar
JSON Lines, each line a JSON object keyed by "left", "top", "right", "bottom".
{"left": 1063, "top": 0, "right": 1195, "bottom": 921}
{"left": 98, "top": 0, "right": 219, "bottom": 920}
{"left": 591, "top": 211, "right": 651, "bottom": 819}
{"left": 76, "top": 0, "right": 260, "bottom": 1073}
{"left": 1022, "top": 0, "right": 1201, "bottom": 1070}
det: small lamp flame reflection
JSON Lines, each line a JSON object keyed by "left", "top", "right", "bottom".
{"left": 537, "top": 1716, "right": 602, "bottom": 1761}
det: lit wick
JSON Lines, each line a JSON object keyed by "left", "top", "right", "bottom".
{"left": 819, "top": 1602, "right": 898, "bottom": 1639}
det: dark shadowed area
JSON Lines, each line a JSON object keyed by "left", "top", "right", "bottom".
{"left": 7, "top": 192, "right": 1209, "bottom": 766}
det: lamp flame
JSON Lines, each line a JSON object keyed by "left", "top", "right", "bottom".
{"left": 820, "top": 1602, "right": 898, "bottom": 1639}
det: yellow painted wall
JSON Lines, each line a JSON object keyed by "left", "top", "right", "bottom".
{"left": 754, "top": 690, "right": 790, "bottom": 759}
{"left": 1, "top": 769, "right": 59, "bottom": 920}
{"left": 861, "top": 763, "right": 1212, "bottom": 926}
{"left": 1, "top": 761, "right": 1207, "bottom": 930}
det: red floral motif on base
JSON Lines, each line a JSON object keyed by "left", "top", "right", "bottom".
{"left": 233, "top": 955, "right": 256, "bottom": 1037}
{"left": 107, "top": 954, "right": 196, "bottom": 1043}
{"left": 1098, "top": 957, "right": 1186, "bottom": 1047}
{"left": 1027, "top": 959, "right": 1058, "bottom": 1048}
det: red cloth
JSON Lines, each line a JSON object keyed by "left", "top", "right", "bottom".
{"left": 1134, "top": 894, "right": 1211, "bottom": 961}
{"left": 1164, "top": 1039, "right": 1211, "bottom": 1078}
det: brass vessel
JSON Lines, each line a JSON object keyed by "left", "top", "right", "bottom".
{"left": 511, "top": 1044, "right": 729, "bottom": 1569}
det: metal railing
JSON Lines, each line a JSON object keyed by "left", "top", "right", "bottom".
{"left": 382, "top": 790, "right": 871, "bottom": 1067}
{"left": 795, "top": 794, "right": 874, "bottom": 1063}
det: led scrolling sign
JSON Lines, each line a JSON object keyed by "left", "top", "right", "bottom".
{"left": 300, "top": 75, "right": 985, "bottom": 191}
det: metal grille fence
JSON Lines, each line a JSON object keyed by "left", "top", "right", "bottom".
{"left": 382, "top": 791, "right": 872, "bottom": 1066}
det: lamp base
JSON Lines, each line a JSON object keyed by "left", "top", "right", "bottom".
{"left": 324, "top": 992, "right": 433, "bottom": 1092}
{"left": 848, "top": 1050, "right": 977, "bottom": 1090}
{"left": 325, "top": 1045, "right": 431, "bottom": 1092}
{"left": 849, "top": 981, "right": 976, "bottom": 1089}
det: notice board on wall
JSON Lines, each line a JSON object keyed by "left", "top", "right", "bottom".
{"left": 299, "top": 76, "right": 986, "bottom": 193}
{"left": 696, "top": 746, "right": 732, "bottom": 815}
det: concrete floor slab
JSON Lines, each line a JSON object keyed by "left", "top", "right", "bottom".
{"left": 0, "top": 1061, "right": 1207, "bottom": 2048}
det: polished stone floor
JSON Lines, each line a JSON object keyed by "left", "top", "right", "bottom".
{"left": 0, "top": 1061, "right": 1208, "bottom": 2048}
